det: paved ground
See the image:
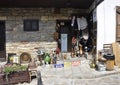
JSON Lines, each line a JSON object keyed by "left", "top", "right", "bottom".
{"left": 16, "top": 57, "right": 120, "bottom": 85}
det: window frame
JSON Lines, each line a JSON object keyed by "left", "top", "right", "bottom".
{"left": 23, "top": 19, "right": 39, "bottom": 31}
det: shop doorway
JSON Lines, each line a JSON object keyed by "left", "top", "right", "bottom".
{"left": 56, "top": 20, "right": 72, "bottom": 52}
{"left": 0, "top": 21, "right": 6, "bottom": 61}
{"left": 55, "top": 15, "right": 94, "bottom": 54}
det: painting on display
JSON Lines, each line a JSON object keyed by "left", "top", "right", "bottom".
{"left": 61, "top": 34, "right": 67, "bottom": 52}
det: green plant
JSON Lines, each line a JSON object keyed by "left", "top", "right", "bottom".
{"left": 4, "top": 65, "right": 28, "bottom": 74}
{"left": 4, "top": 66, "right": 14, "bottom": 74}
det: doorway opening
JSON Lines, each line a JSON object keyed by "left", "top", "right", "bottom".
{"left": 55, "top": 14, "right": 95, "bottom": 57}
{"left": 0, "top": 21, "right": 6, "bottom": 61}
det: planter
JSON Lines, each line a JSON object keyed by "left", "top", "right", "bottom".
{"left": 0, "top": 70, "right": 30, "bottom": 85}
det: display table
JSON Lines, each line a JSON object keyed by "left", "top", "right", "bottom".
{"left": 0, "top": 70, "right": 30, "bottom": 85}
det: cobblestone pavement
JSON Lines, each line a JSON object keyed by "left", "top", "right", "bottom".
{"left": 19, "top": 72, "right": 120, "bottom": 85}
{"left": 42, "top": 74, "right": 120, "bottom": 85}
{"left": 16, "top": 58, "right": 120, "bottom": 85}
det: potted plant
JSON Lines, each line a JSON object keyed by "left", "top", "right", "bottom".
{"left": 4, "top": 64, "right": 28, "bottom": 81}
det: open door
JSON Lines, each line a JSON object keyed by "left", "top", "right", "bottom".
{"left": 0, "top": 21, "right": 6, "bottom": 61}
{"left": 56, "top": 20, "right": 72, "bottom": 52}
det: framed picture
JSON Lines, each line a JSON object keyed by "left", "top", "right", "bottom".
{"left": 8, "top": 53, "right": 16, "bottom": 64}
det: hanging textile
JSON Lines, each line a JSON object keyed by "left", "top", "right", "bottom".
{"left": 77, "top": 17, "right": 88, "bottom": 30}
{"left": 71, "top": 16, "right": 75, "bottom": 27}
{"left": 71, "top": 16, "right": 78, "bottom": 30}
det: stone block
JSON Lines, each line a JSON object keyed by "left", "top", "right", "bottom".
{"left": 41, "top": 16, "right": 49, "bottom": 21}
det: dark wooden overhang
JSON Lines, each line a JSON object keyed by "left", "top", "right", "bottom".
{"left": 0, "top": 0, "right": 94, "bottom": 9}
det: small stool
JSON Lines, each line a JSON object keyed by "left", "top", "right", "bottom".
{"left": 28, "top": 68, "right": 38, "bottom": 82}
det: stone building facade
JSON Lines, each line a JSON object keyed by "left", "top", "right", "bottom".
{"left": 0, "top": 8, "right": 88, "bottom": 59}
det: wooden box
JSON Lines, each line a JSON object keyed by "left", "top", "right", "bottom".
{"left": 9, "top": 70, "right": 30, "bottom": 83}
{"left": 106, "top": 60, "right": 114, "bottom": 71}
{"left": 0, "top": 70, "right": 30, "bottom": 85}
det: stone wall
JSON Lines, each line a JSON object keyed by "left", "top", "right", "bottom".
{"left": 0, "top": 8, "right": 88, "bottom": 59}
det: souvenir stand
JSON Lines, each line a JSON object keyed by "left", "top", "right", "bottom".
{"left": 71, "top": 15, "right": 89, "bottom": 58}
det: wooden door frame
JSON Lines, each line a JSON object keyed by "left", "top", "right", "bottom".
{"left": 0, "top": 20, "right": 6, "bottom": 61}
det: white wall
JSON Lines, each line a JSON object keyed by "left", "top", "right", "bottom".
{"left": 97, "top": 0, "right": 120, "bottom": 51}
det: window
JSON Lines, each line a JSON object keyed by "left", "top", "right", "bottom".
{"left": 23, "top": 19, "right": 39, "bottom": 31}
